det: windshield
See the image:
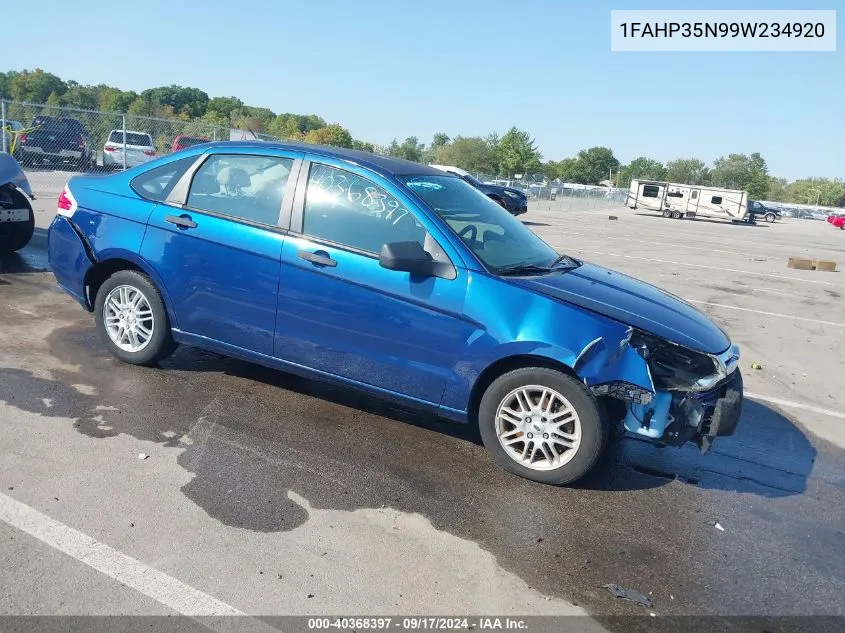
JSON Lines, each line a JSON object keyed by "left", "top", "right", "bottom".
{"left": 401, "top": 174, "right": 563, "bottom": 273}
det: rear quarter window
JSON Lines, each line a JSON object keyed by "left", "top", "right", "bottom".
{"left": 130, "top": 156, "right": 198, "bottom": 202}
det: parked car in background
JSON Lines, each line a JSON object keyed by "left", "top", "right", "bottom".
{"left": 171, "top": 135, "right": 211, "bottom": 152}
{"left": 830, "top": 214, "right": 845, "bottom": 229}
{"left": 747, "top": 200, "right": 781, "bottom": 223}
{"left": 18, "top": 116, "right": 94, "bottom": 170}
{"left": 103, "top": 130, "right": 157, "bottom": 170}
{"left": 429, "top": 165, "right": 528, "bottom": 215}
{"left": 48, "top": 141, "right": 743, "bottom": 486}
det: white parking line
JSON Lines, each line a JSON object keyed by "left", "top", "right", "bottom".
{"left": 746, "top": 392, "right": 845, "bottom": 420}
{"left": 575, "top": 250, "right": 845, "bottom": 287}
{"left": 0, "top": 492, "right": 244, "bottom": 616}
{"left": 686, "top": 300, "right": 845, "bottom": 327}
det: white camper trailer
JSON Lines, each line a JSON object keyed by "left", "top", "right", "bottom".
{"left": 626, "top": 180, "right": 751, "bottom": 223}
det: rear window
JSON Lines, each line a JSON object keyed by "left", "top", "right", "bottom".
{"left": 130, "top": 155, "right": 198, "bottom": 202}
{"left": 109, "top": 131, "right": 153, "bottom": 146}
{"left": 178, "top": 137, "right": 209, "bottom": 148}
{"left": 41, "top": 119, "right": 84, "bottom": 133}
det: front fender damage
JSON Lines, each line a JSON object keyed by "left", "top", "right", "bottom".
{"left": 573, "top": 329, "right": 743, "bottom": 453}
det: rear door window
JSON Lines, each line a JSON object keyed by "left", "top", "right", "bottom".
{"left": 186, "top": 154, "right": 294, "bottom": 227}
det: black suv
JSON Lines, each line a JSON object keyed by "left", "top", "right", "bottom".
{"left": 18, "top": 116, "right": 95, "bottom": 171}
{"left": 748, "top": 200, "right": 781, "bottom": 223}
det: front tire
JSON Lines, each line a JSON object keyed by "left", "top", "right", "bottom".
{"left": 478, "top": 367, "right": 607, "bottom": 485}
{"left": 94, "top": 270, "right": 177, "bottom": 366}
{"left": 765, "top": 212, "right": 776, "bottom": 223}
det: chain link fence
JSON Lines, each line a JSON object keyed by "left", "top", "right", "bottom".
{"left": 1, "top": 98, "right": 280, "bottom": 199}
{"left": 470, "top": 171, "right": 628, "bottom": 208}
{"left": 2, "top": 98, "right": 627, "bottom": 214}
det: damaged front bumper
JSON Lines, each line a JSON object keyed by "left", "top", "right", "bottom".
{"left": 616, "top": 369, "right": 743, "bottom": 453}
{"left": 578, "top": 330, "right": 743, "bottom": 454}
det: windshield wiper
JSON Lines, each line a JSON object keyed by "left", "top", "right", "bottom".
{"left": 496, "top": 263, "right": 554, "bottom": 276}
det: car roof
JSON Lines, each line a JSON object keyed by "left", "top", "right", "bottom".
{"left": 201, "top": 140, "right": 451, "bottom": 178}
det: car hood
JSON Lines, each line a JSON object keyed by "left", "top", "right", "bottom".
{"left": 509, "top": 262, "right": 730, "bottom": 354}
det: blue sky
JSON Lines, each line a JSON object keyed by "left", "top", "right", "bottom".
{"left": 6, "top": 0, "right": 842, "bottom": 179}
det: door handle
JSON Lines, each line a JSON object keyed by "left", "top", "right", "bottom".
{"left": 165, "top": 214, "right": 197, "bottom": 229}
{"left": 297, "top": 250, "right": 337, "bottom": 267}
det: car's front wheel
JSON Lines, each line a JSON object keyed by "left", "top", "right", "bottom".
{"left": 478, "top": 367, "right": 607, "bottom": 485}
{"left": 765, "top": 212, "right": 776, "bottom": 223}
{"left": 94, "top": 270, "right": 177, "bottom": 366}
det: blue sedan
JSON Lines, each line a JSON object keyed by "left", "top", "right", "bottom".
{"left": 48, "top": 141, "right": 743, "bottom": 485}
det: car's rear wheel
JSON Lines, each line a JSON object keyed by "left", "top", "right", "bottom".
{"left": 662, "top": 210, "right": 671, "bottom": 218}
{"left": 671, "top": 211, "right": 682, "bottom": 219}
{"left": 478, "top": 367, "right": 607, "bottom": 485}
{"left": 94, "top": 270, "right": 177, "bottom": 366}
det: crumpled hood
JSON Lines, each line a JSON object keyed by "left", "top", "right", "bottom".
{"left": 510, "top": 262, "right": 731, "bottom": 354}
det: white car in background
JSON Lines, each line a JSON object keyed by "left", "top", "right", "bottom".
{"left": 103, "top": 130, "right": 156, "bottom": 169}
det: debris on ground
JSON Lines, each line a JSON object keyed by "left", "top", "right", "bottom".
{"left": 601, "top": 584, "right": 652, "bottom": 607}
{"left": 608, "top": 215, "right": 618, "bottom": 221}
{"left": 138, "top": 453, "right": 149, "bottom": 460}
{"left": 709, "top": 520, "right": 725, "bottom": 531}
{"left": 750, "top": 363, "right": 762, "bottom": 370}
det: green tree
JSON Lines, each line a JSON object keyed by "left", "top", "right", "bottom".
{"left": 421, "top": 132, "right": 451, "bottom": 164}
{"left": 616, "top": 156, "right": 666, "bottom": 187}
{"left": 434, "top": 136, "right": 498, "bottom": 174}
{"left": 303, "top": 123, "right": 353, "bottom": 148}
{"left": 8, "top": 69, "right": 66, "bottom": 103}
{"left": 140, "top": 85, "right": 210, "bottom": 119}
{"left": 352, "top": 139, "right": 375, "bottom": 152}
{"left": 496, "top": 127, "right": 542, "bottom": 176}
{"left": 98, "top": 87, "right": 138, "bottom": 113}
{"left": 709, "top": 152, "right": 769, "bottom": 198}
{"left": 566, "top": 146, "right": 619, "bottom": 184}
{"left": 387, "top": 136, "right": 424, "bottom": 162}
{"left": 784, "top": 178, "right": 845, "bottom": 207}
{"left": 206, "top": 96, "right": 243, "bottom": 121}
{"left": 665, "top": 158, "right": 709, "bottom": 185}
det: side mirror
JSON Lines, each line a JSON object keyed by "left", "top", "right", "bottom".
{"left": 379, "top": 241, "right": 436, "bottom": 276}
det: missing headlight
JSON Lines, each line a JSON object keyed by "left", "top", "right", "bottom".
{"left": 630, "top": 330, "right": 720, "bottom": 391}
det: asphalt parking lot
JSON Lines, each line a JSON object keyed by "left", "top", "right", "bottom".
{"left": 1, "top": 192, "right": 844, "bottom": 631}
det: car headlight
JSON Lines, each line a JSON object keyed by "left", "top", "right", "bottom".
{"left": 629, "top": 330, "right": 737, "bottom": 392}
{"left": 502, "top": 190, "right": 521, "bottom": 200}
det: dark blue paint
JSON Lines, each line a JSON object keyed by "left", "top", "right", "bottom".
{"left": 48, "top": 141, "right": 737, "bottom": 425}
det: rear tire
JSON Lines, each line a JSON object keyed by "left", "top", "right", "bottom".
{"left": 94, "top": 270, "right": 177, "bottom": 366}
{"left": 662, "top": 210, "right": 671, "bottom": 218}
{"left": 765, "top": 212, "right": 776, "bottom": 223}
{"left": 0, "top": 188, "right": 34, "bottom": 253}
{"left": 672, "top": 211, "right": 682, "bottom": 219}
{"left": 478, "top": 367, "right": 607, "bottom": 486}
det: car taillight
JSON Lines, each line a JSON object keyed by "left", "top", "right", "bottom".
{"left": 143, "top": 150, "right": 155, "bottom": 156}
{"left": 20, "top": 133, "right": 27, "bottom": 143}
{"left": 104, "top": 145, "right": 116, "bottom": 153}
{"left": 57, "top": 185, "right": 78, "bottom": 217}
